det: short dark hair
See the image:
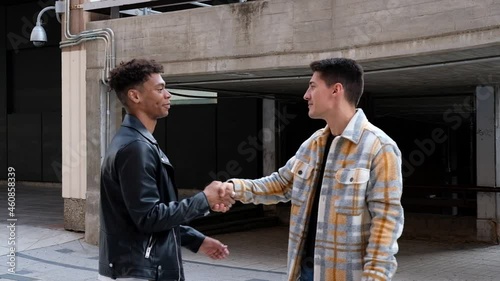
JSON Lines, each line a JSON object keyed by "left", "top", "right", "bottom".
{"left": 309, "top": 58, "right": 364, "bottom": 106}
{"left": 108, "top": 59, "right": 164, "bottom": 107}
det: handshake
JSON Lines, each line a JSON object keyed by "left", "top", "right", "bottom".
{"left": 202, "top": 181, "right": 236, "bottom": 213}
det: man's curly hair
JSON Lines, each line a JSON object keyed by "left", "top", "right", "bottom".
{"left": 108, "top": 59, "right": 164, "bottom": 107}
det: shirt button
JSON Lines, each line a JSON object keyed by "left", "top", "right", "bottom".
{"left": 298, "top": 170, "right": 303, "bottom": 175}
{"left": 158, "top": 265, "right": 162, "bottom": 270}
{"left": 109, "top": 263, "right": 113, "bottom": 268}
{"left": 350, "top": 177, "right": 354, "bottom": 182}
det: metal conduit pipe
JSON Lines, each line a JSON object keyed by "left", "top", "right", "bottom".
{"left": 65, "top": 28, "right": 115, "bottom": 76}
{"left": 71, "top": 31, "right": 114, "bottom": 148}
{"left": 60, "top": 0, "right": 117, "bottom": 154}
{"left": 60, "top": 36, "right": 109, "bottom": 82}
{"left": 37, "top": 6, "right": 56, "bottom": 24}
{"left": 60, "top": 35, "right": 109, "bottom": 74}
{"left": 60, "top": 34, "right": 112, "bottom": 148}
{"left": 63, "top": 1, "right": 116, "bottom": 75}
{"left": 73, "top": 29, "right": 116, "bottom": 147}
{"left": 75, "top": 29, "right": 116, "bottom": 73}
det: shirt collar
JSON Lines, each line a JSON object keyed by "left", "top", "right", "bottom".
{"left": 322, "top": 109, "right": 367, "bottom": 144}
{"left": 122, "top": 114, "right": 158, "bottom": 145}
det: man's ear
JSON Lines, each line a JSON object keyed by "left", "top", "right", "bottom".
{"left": 127, "top": 88, "right": 141, "bottom": 105}
{"left": 332, "top": 82, "right": 344, "bottom": 96}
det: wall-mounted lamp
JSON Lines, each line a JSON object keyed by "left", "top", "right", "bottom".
{"left": 30, "top": 1, "right": 65, "bottom": 47}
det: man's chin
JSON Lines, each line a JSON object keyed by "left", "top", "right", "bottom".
{"left": 157, "top": 112, "right": 169, "bottom": 119}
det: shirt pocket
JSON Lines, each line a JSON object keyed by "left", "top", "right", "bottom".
{"left": 290, "top": 159, "right": 314, "bottom": 206}
{"left": 334, "top": 168, "right": 370, "bottom": 216}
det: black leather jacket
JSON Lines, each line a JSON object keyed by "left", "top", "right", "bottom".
{"left": 99, "top": 114, "right": 210, "bottom": 281}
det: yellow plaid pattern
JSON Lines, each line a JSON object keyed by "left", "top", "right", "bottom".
{"left": 231, "top": 109, "right": 404, "bottom": 281}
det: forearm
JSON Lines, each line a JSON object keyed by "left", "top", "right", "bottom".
{"left": 230, "top": 158, "right": 295, "bottom": 204}
{"left": 180, "top": 225, "right": 205, "bottom": 253}
{"left": 133, "top": 192, "right": 210, "bottom": 233}
{"left": 231, "top": 177, "right": 291, "bottom": 204}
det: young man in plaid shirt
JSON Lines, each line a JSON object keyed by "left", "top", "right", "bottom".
{"left": 224, "top": 58, "right": 404, "bottom": 281}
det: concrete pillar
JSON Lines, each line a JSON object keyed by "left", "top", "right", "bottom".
{"left": 262, "top": 99, "right": 276, "bottom": 176}
{"left": 84, "top": 60, "right": 121, "bottom": 245}
{"left": 61, "top": 0, "right": 90, "bottom": 232}
{"left": 85, "top": 68, "right": 102, "bottom": 245}
{"left": 262, "top": 99, "right": 283, "bottom": 219}
{"left": 61, "top": 47, "right": 87, "bottom": 232}
{"left": 475, "top": 85, "right": 500, "bottom": 243}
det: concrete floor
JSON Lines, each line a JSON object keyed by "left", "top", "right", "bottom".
{"left": 0, "top": 183, "right": 499, "bottom": 281}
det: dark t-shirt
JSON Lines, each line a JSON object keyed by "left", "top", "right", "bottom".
{"left": 304, "top": 133, "right": 335, "bottom": 268}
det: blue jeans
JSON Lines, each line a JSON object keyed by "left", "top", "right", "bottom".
{"left": 300, "top": 265, "right": 314, "bottom": 281}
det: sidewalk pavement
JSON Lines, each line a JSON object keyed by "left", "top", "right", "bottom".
{"left": 1, "top": 225, "right": 500, "bottom": 281}
{"left": 1, "top": 184, "right": 500, "bottom": 281}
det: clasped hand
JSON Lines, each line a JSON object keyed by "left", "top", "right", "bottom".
{"left": 203, "top": 181, "right": 236, "bottom": 213}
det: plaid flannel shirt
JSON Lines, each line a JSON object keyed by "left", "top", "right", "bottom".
{"left": 231, "top": 109, "right": 404, "bottom": 281}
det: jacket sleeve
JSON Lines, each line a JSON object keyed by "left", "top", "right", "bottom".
{"left": 115, "top": 140, "right": 210, "bottom": 233}
{"left": 229, "top": 156, "right": 296, "bottom": 205}
{"left": 362, "top": 144, "right": 405, "bottom": 281}
{"left": 179, "top": 225, "right": 206, "bottom": 253}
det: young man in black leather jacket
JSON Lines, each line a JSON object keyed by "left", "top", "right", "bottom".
{"left": 98, "top": 59, "right": 235, "bottom": 281}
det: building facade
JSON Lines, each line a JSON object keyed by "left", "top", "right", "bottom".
{"left": 2, "top": 0, "right": 500, "bottom": 245}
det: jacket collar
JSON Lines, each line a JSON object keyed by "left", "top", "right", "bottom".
{"left": 122, "top": 114, "right": 158, "bottom": 145}
{"left": 321, "top": 109, "right": 367, "bottom": 144}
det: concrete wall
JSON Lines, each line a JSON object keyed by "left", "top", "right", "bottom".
{"left": 86, "top": 0, "right": 500, "bottom": 75}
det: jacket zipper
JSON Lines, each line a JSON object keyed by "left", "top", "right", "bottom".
{"left": 145, "top": 235, "right": 155, "bottom": 258}
{"left": 173, "top": 231, "right": 181, "bottom": 281}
